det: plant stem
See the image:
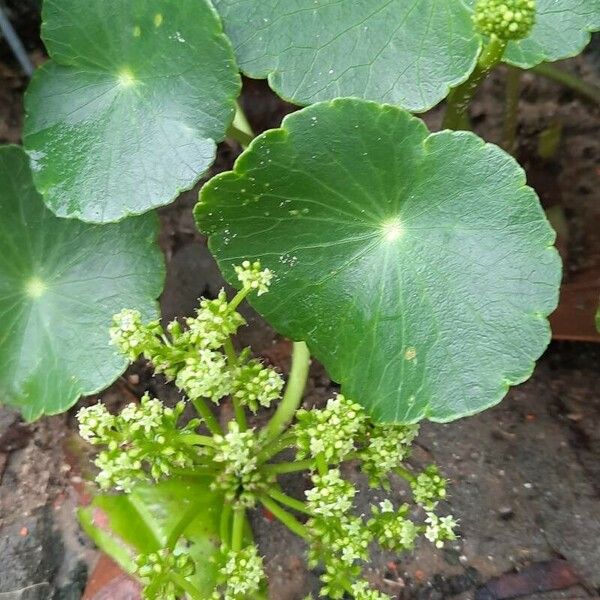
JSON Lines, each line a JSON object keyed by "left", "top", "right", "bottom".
{"left": 191, "top": 397, "right": 222, "bottom": 436}
{"left": 266, "top": 487, "right": 313, "bottom": 515}
{"left": 220, "top": 502, "right": 233, "bottom": 548}
{"left": 259, "top": 496, "right": 310, "bottom": 540}
{"left": 316, "top": 454, "right": 328, "bottom": 476}
{"left": 166, "top": 500, "right": 203, "bottom": 550}
{"left": 169, "top": 572, "right": 203, "bottom": 600}
{"left": 262, "top": 459, "right": 313, "bottom": 475}
{"left": 531, "top": 62, "right": 600, "bottom": 105}
{"left": 395, "top": 465, "right": 416, "bottom": 484}
{"left": 263, "top": 342, "right": 310, "bottom": 443}
{"left": 257, "top": 432, "right": 297, "bottom": 463}
{"left": 223, "top": 337, "right": 248, "bottom": 431}
{"left": 179, "top": 434, "right": 217, "bottom": 447}
{"left": 502, "top": 66, "right": 521, "bottom": 153}
{"left": 227, "top": 104, "right": 255, "bottom": 148}
{"left": 443, "top": 36, "right": 507, "bottom": 130}
{"left": 231, "top": 507, "right": 245, "bottom": 552}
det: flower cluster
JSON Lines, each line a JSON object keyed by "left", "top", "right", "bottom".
{"left": 351, "top": 581, "right": 391, "bottom": 600}
{"left": 234, "top": 260, "right": 273, "bottom": 295}
{"left": 109, "top": 309, "right": 162, "bottom": 362}
{"left": 90, "top": 262, "right": 460, "bottom": 600}
{"left": 176, "top": 349, "right": 233, "bottom": 403}
{"left": 425, "top": 513, "right": 459, "bottom": 548}
{"left": 211, "top": 422, "right": 269, "bottom": 507}
{"left": 305, "top": 468, "right": 356, "bottom": 517}
{"left": 134, "top": 549, "right": 195, "bottom": 600}
{"left": 78, "top": 395, "right": 200, "bottom": 491}
{"left": 369, "top": 500, "right": 419, "bottom": 552}
{"left": 186, "top": 290, "right": 245, "bottom": 350}
{"left": 213, "top": 545, "right": 265, "bottom": 600}
{"left": 359, "top": 421, "right": 419, "bottom": 488}
{"left": 473, "top": 0, "right": 536, "bottom": 41}
{"left": 411, "top": 465, "right": 447, "bottom": 509}
{"left": 233, "top": 358, "right": 284, "bottom": 412}
{"left": 295, "top": 395, "right": 366, "bottom": 464}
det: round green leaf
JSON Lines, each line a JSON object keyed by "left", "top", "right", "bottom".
{"left": 214, "top": 0, "right": 480, "bottom": 112}
{"left": 0, "top": 145, "right": 164, "bottom": 420}
{"left": 23, "top": 0, "right": 241, "bottom": 223}
{"left": 195, "top": 99, "right": 561, "bottom": 423}
{"left": 465, "top": 0, "right": 600, "bottom": 68}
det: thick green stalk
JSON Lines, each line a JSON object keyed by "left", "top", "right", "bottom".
{"left": 227, "top": 102, "right": 255, "bottom": 148}
{"left": 502, "top": 66, "right": 521, "bottom": 153}
{"left": 231, "top": 507, "right": 246, "bottom": 552}
{"left": 443, "top": 36, "right": 507, "bottom": 130}
{"left": 220, "top": 502, "right": 233, "bottom": 548}
{"left": 263, "top": 342, "right": 310, "bottom": 443}
{"left": 259, "top": 496, "right": 310, "bottom": 539}
{"left": 531, "top": 62, "right": 600, "bottom": 105}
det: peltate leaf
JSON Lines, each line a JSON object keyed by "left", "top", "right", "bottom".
{"left": 0, "top": 145, "right": 164, "bottom": 420}
{"left": 195, "top": 99, "right": 561, "bottom": 423}
{"left": 79, "top": 477, "right": 222, "bottom": 594}
{"left": 23, "top": 0, "right": 241, "bottom": 223}
{"left": 214, "top": 0, "right": 480, "bottom": 112}
{"left": 464, "top": 0, "right": 600, "bottom": 68}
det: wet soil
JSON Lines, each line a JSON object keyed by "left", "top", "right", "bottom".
{"left": 0, "top": 8, "right": 599, "bottom": 600}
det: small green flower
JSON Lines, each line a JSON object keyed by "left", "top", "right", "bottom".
{"left": 424, "top": 512, "right": 459, "bottom": 548}
{"left": 109, "top": 309, "right": 162, "bottom": 361}
{"left": 232, "top": 359, "right": 284, "bottom": 412}
{"left": 186, "top": 290, "right": 246, "bottom": 350}
{"left": 211, "top": 422, "right": 268, "bottom": 506}
{"left": 305, "top": 469, "right": 356, "bottom": 517}
{"left": 360, "top": 422, "right": 419, "bottom": 488}
{"left": 235, "top": 260, "right": 273, "bottom": 295}
{"left": 215, "top": 545, "right": 265, "bottom": 600}
{"left": 296, "top": 395, "right": 366, "bottom": 464}
{"left": 473, "top": 0, "right": 536, "bottom": 41}
{"left": 134, "top": 548, "right": 194, "bottom": 600}
{"left": 175, "top": 349, "right": 234, "bottom": 404}
{"left": 369, "top": 500, "right": 420, "bottom": 552}
{"left": 78, "top": 394, "right": 200, "bottom": 492}
{"left": 350, "top": 581, "right": 391, "bottom": 600}
{"left": 77, "top": 403, "right": 115, "bottom": 444}
{"left": 411, "top": 465, "right": 447, "bottom": 509}
{"left": 319, "top": 555, "right": 361, "bottom": 600}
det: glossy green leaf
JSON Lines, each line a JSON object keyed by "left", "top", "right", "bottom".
{"left": 23, "top": 0, "right": 241, "bottom": 223}
{"left": 0, "top": 145, "right": 164, "bottom": 420}
{"left": 214, "top": 0, "right": 480, "bottom": 112}
{"left": 596, "top": 301, "right": 600, "bottom": 333}
{"left": 465, "top": 0, "right": 600, "bottom": 68}
{"left": 196, "top": 99, "right": 561, "bottom": 423}
{"left": 79, "top": 477, "right": 222, "bottom": 594}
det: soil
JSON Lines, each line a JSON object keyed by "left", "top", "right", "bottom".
{"left": 0, "top": 7, "right": 599, "bottom": 600}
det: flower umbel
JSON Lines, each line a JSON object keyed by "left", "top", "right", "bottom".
{"left": 296, "top": 394, "right": 366, "bottom": 464}
{"left": 215, "top": 545, "right": 265, "bottom": 600}
{"left": 134, "top": 549, "right": 194, "bottom": 600}
{"left": 473, "top": 0, "right": 536, "bottom": 41}
{"left": 78, "top": 395, "right": 200, "bottom": 492}
{"left": 235, "top": 260, "right": 273, "bottom": 295}
{"left": 411, "top": 465, "right": 448, "bottom": 509}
